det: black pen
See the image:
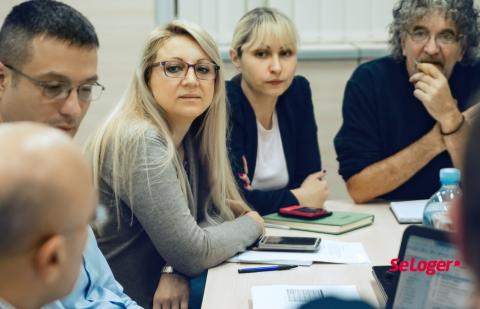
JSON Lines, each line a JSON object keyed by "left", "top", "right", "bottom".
{"left": 238, "top": 265, "right": 298, "bottom": 274}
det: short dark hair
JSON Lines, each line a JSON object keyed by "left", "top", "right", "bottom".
{"left": 388, "top": 0, "right": 480, "bottom": 64}
{"left": 0, "top": 0, "right": 99, "bottom": 69}
{"left": 462, "top": 116, "right": 480, "bottom": 281}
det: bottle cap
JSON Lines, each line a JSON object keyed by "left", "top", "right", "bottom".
{"left": 439, "top": 168, "right": 461, "bottom": 185}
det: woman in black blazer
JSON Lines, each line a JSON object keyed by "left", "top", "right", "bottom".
{"left": 227, "top": 7, "right": 329, "bottom": 215}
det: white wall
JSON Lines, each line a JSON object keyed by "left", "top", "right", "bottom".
{"left": 175, "top": 0, "right": 396, "bottom": 45}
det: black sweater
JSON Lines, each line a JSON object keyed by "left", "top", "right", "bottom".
{"left": 335, "top": 56, "right": 480, "bottom": 200}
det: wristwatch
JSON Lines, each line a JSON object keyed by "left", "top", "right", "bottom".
{"left": 161, "top": 265, "right": 175, "bottom": 274}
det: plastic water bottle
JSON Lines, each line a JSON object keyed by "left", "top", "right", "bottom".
{"left": 422, "top": 168, "right": 462, "bottom": 230}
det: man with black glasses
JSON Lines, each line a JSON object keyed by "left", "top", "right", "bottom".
{"left": 0, "top": 1, "right": 140, "bottom": 307}
{"left": 335, "top": 0, "right": 480, "bottom": 204}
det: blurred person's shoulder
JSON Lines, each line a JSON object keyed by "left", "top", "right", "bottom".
{"left": 300, "top": 297, "right": 376, "bottom": 309}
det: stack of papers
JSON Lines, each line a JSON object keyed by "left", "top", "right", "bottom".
{"left": 252, "top": 285, "right": 360, "bottom": 309}
{"left": 390, "top": 200, "right": 428, "bottom": 224}
{"left": 228, "top": 239, "right": 370, "bottom": 265}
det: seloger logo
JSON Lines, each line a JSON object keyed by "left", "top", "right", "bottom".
{"left": 389, "top": 258, "right": 461, "bottom": 276}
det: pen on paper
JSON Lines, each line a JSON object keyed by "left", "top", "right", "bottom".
{"left": 238, "top": 265, "right": 298, "bottom": 274}
{"left": 265, "top": 223, "right": 291, "bottom": 230}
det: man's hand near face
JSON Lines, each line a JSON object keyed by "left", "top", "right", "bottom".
{"left": 410, "top": 62, "right": 475, "bottom": 169}
{"left": 409, "top": 62, "right": 464, "bottom": 133}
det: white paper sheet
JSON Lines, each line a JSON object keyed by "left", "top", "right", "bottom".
{"left": 228, "top": 239, "right": 370, "bottom": 265}
{"left": 251, "top": 285, "right": 360, "bottom": 309}
{"left": 390, "top": 200, "right": 428, "bottom": 223}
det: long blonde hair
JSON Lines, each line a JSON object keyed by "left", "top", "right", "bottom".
{"left": 85, "top": 20, "right": 249, "bottom": 223}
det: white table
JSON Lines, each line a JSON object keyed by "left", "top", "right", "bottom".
{"left": 201, "top": 200, "right": 409, "bottom": 309}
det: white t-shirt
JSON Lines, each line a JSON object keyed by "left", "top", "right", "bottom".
{"left": 251, "top": 111, "right": 289, "bottom": 190}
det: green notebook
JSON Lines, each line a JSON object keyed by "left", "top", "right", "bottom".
{"left": 264, "top": 211, "right": 375, "bottom": 235}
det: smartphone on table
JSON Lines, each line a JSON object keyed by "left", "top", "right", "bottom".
{"left": 253, "top": 235, "right": 321, "bottom": 252}
{"left": 279, "top": 205, "right": 332, "bottom": 220}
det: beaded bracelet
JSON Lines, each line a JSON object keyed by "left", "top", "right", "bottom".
{"left": 441, "top": 114, "right": 465, "bottom": 136}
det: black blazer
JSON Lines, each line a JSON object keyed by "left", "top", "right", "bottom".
{"left": 227, "top": 74, "right": 322, "bottom": 215}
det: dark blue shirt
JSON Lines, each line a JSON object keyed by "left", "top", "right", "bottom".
{"left": 227, "top": 75, "right": 322, "bottom": 215}
{"left": 335, "top": 56, "right": 480, "bottom": 200}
